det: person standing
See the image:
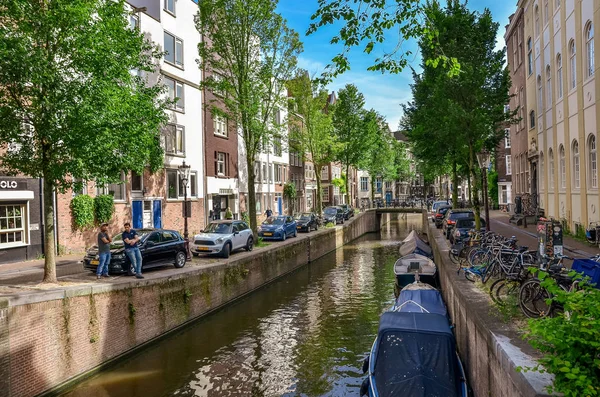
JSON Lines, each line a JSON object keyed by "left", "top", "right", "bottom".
{"left": 122, "top": 222, "right": 144, "bottom": 279}
{"left": 96, "top": 223, "right": 112, "bottom": 280}
{"left": 265, "top": 208, "right": 273, "bottom": 218}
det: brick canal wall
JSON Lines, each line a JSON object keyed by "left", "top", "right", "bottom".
{"left": 422, "top": 210, "right": 555, "bottom": 397}
{"left": 0, "top": 211, "right": 381, "bottom": 397}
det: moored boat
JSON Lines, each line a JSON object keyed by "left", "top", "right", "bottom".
{"left": 399, "top": 230, "right": 433, "bottom": 258}
{"left": 394, "top": 253, "right": 438, "bottom": 294}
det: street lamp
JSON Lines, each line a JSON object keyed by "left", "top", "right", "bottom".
{"left": 178, "top": 160, "right": 191, "bottom": 259}
{"left": 476, "top": 149, "right": 492, "bottom": 232}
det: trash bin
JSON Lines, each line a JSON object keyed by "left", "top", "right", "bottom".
{"left": 514, "top": 196, "right": 522, "bottom": 214}
{"left": 572, "top": 259, "right": 600, "bottom": 288}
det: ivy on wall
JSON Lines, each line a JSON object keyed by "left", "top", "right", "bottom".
{"left": 70, "top": 195, "right": 95, "bottom": 230}
{"left": 94, "top": 195, "right": 115, "bottom": 224}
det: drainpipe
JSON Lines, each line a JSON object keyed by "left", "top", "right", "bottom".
{"left": 39, "top": 178, "right": 45, "bottom": 256}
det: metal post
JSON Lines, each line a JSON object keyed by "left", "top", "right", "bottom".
{"left": 184, "top": 183, "right": 190, "bottom": 259}
{"left": 483, "top": 168, "right": 490, "bottom": 231}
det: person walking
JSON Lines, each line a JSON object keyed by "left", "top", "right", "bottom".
{"left": 265, "top": 208, "right": 273, "bottom": 218}
{"left": 122, "top": 222, "right": 144, "bottom": 279}
{"left": 96, "top": 223, "right": 112, "bottom": 280}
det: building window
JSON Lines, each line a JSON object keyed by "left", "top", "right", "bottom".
{"left": 543, "top": 0, "right": 549, "bottom": 25}
{"left": 530, "top": 110, "right": 536, "bottom": 128}
{"left": 535, "top": 5, "right": 540, "bottom": 36}
{"left": 273, "top": 137, "right": 282, "bottom": 157}
{"left": 272, "top": 109, "right": 281, "bottom": 125}
{"left": 167, "top": 169, "right": 178, "bottom": 199}
{"left": 545, "top": 65, "right": 552, "bottom": 108}
{"left": 501, "top": 185, "right": 508, "bottom": 204}
{"left": 216, "top": 152, "right": 226, "bottom": 176}
{"left": 527, "top": 38, "right": 533, "bottom": 75}
{"left": 506, "top": 155, "right": 512, "bottom": 175}
{"left": 586, "top": 22, "right": 595, "bottom": 78}
{"left": 254, "top": 161, "right": 261, "bottom": 182}
{"left": 190, "top": 172, "right": 198, "bottom": 197}
{"left": 213, "top": 115, "right": 227, "bottom": 137}
{"left": 97, "top": 173, "right": 126, "bottom": 201}
{"left": 549, "top": 149, "right": 555, "bottom": 190}
{"left": 129, "top": 14, "right": 139, "bottom": 30}
{"left": 321, "top": 166, "right": 329, "bottom": 181}
{"left": 518, "top": 28, "right": 523, "bottom": 65}
{"left": 164, "top": 76, "right": 184, "bottom": 111}
{"left": 360, "top": 177, "right": 368, "bottom": 191}
{"left": 0, "top": 205, "right": 26, "bottom": 247}
{"left": 164, "top": 32, "right": 183, "bottom": 67}
{"left": 164, "top": 0, "right": 175, "bottom": 15}
{"left": 559, "top": 145, "right": 566, "bottom": 189}
{"left": 262, "top": 163, "right": 268, "bottom": 183}
{"left": 165, "top": 124, "right": 185, "bottom": 155}
{"left": 569, "top": 40, "right": 576, "bottom": 89}
{"left": 275, "top": 164, "right": 282, "bottom": 183}
{"left": 504, "top": 128, "right": 511, "bottom": 148}
{"left": 573, "top": 140, "right": 580, "bottom": 189}
{"left": 131, "top": 171, "right": 142, "bottom": 192}
{"left": 540, "top": 152, "right": 545, "bottom": 191}
{"left": 322, "top": 188, "right": 329, "bottom": 202}
{"left": 537, "top": 75, "right": 543, "bottom": 112}
{"left": 376, "top": 178, "right": 382, "bottom": 193}
{"left": 557, "top": 54, "right": 563, "bottom": 99}
{"left": 589, "top": 135, "right": 597, "bottom": 188}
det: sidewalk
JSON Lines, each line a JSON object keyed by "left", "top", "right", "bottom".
{"left": 488, "top": 210, "right": 600, "bottom": 258}
{"left": 0, "top": 254, "right": 84, "bottom": 285}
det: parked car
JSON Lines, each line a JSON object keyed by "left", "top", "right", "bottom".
{"left": 442, "top": 209, "right": 475, "bottom": 239}
{"left": 191, "top": 220, "right": 253, "bottom": 258}
{"left": 434, "top": 205, "right": 452, "bottom": 228}
{"left": 430, "top": 200, "right": 450, "bottom": 221}
{"left": 295, "top": 212, "right": 319, "bottom": 232}
{"left": 323, "top": 206, "right": 345, "bottom": 225}
{"left": 83, "top": 229, "right": 187, "bottom": 275}
{"left": 339, "top": 204, "right": 354, "bottom": 220}
{"left": 450, "top": 217, "right": 486, "bottom": 244}
{"left": 258, "top": 216, "right": 297, "bottom": 240}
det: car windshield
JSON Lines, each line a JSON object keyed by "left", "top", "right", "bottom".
{"left": 264, "top": 217, "right": 285, "bottom": 225}
{"left": 111, "top": 230, "right": 152, "bottom": 245}
{"left": 438, "top": 207, "right": 450, "bottom": 215}
{"left": 324, "top": 208, "right": 337, "bottom": 215}
{"left": 203, "top": 223, "right": 232, "bottom": 234}
{"left": 457, "top": 219, "right": 485, "bottom": 228}
{"left": 297, "top": 213, "right": 312, "bottom": 220}
{"left": 450, "top": 212, "right": 474, "bottom": 220}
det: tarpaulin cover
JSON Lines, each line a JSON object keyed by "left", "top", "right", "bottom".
{"left": 400, "top": 231, "right": 433, "bottom": 258}
{"left": 373, "top": 312, "right": 459, "bottom": 397}
{"left": 394, "top": 289, "right": 448, "bottom": 317}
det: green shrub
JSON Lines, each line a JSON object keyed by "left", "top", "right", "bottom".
{"left": 521, "top": 270, "right": 600, "bottom": 396}
{"left": 70, "top": 195, "right": 95, "bottom": 230}
{"left": 94, "top": 194, "right": 115, "bottom": 224}
{"left": 325, "top": 222, "right": 335, "bottom": 228}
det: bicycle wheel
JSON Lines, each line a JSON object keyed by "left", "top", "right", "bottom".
{"left": 481, "top": 261, "right": 497, "bottom": 284}
{"left": 519, "top": 279, "right": 551, "bottom": 319}
{"left": 465, "top": 268, "right": 478, "bottom": 282}
{"left": 494, "top": 279, "right": 520, "bottom": 305}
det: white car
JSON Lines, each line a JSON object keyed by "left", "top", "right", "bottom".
{"left": 191, "top": 220, "right": 254, "bottom": 258}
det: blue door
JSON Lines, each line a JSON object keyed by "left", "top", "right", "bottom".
{"left": 132, "top": 201, "right": 143, "bottom": 229}
{"left": 278, "top": 197, "right": 283, "bottom": 215}
{"left": 385, "top": 191, "right": 392, "bottom": 205}
{"left": 153, "top": 200, "right": 162, "bottom": 228}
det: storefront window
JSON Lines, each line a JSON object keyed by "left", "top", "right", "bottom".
{"left": 0, "top": 204, "right": 25, "bottom": 246}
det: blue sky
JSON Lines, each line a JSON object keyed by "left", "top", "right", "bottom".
{"left": 278, "top": 0, "right": 517, "bottom": 131}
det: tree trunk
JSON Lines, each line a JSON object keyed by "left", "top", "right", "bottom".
{"left": 246, "top": 153, "right": 258, "bottom": 237}
{"left": 469, "top": 143, "right": 481, "bottom": 230}
{"left": 467, "top": 173, "right": 472, "bottom": 206}
{"left": 451, "top": 159, "right": 459, "bottom": 209}
{"left": 345, "top": 164, "right": 351, "bottom": 205}
{"left": 42, "top": 175, "right": 57, "bottom": 283}
{"left": 370, "top": 177, "right": 375, "bottom": 206}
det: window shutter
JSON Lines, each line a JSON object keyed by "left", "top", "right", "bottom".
{"left": 214, "top": 151, "right": 218, "bottom": 175}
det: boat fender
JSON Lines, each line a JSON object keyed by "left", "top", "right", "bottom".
{"left": 360, "top": 378, "right": 370, "bottom": 397}
{"left": 361, "top": 356, "right": 370, "bottom": 374}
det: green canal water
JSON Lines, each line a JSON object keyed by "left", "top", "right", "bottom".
{"left": 62, "top": 214, "right": 422, "bottom": 397}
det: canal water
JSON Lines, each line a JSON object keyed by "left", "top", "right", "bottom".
{"left": 63, "top": 214, "right": 422, "bottom": 397}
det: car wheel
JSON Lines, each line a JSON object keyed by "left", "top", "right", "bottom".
{"left": 221, "top": 243, "right": 231, "bottom": 259}
{"left": 174, "top": 251, "right": 186, "bottom": 268}
{"left": 282, "top": 232, "right": 286, "bottom": 241}
{"left": 245, "top": 236, "right": 254, "bottom": 251}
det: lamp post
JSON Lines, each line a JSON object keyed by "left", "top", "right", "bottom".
{"left": 476, "top": 149, "right": 491, "bottom": 231}
{"left": 178, "top": 160, "right": 191, "bottom": 259}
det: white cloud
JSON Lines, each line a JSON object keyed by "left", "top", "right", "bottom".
{"left": 297, "top": 56, "right": 327, "bottom": 76}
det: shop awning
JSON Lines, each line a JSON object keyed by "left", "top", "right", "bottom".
{"left": 0, "top": 191, "right": 34, "bottom": 201}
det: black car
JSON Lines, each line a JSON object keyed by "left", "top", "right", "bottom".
{"left": 323, "top": 206, "right": 345, "bottom": 225}
{"left": 442, "top": 209, "right": 475, "bottom": 239}
{"left": 83, "top": 229, "right": 187, "bottom": 275}
{"left": 295, "top": 212, "right": 320, "bottom": 232}
{"left": 339, "top": 204, "right": 354, "bottom": 220}
{"left": 449, "top": 217, "right": 486, "bottom": 244}
{"left": 434, "top": 205, "right": 452, "bottom": 228}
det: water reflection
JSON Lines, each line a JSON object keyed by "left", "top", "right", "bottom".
{"left": 63, "top": 214, "right": 422, "bottom": 397}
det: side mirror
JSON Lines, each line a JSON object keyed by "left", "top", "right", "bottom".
{"left": 146, "top": 241, "right": 155, "bottom": 247}
{"left": 233, "top": 230, "right": 239, "bottom": 235}
{"left": 362, "top": 356, "right": 370, "bottom": 374}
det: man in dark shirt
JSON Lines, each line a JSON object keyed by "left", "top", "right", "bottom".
{"left": 265, "top": 208, "right": 273, "bottom": 218}
{"left": 122, "top": 222, "right": 143, "bottom": 279}
{"left": 96, "top": 223, "right": 112, "bottom": 279}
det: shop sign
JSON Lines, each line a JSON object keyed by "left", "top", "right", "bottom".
{"left": 0, "top": 179, "right": 27, "bottom": 190}
{"left": 219, "top": 189, "right": 234, "bottom": 195}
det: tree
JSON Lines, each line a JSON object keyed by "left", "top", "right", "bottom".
{"left": 362, "top": 110, "right": 397, "bottom": 203}
{"left": 197, "top": 0, "right": 302, "bottom": 235}
{"left": 332, "top": 84, "right": 373, "bottom": 205}
{"left": 287, "top": 70, "right": 338, "bottom": 215}
{"left": 307, "top": 0, "right": 460, "bottom": 81}
{"left": 402, "top": 0, "right": 514, "bottom": 227}
{"left": 0, "top": 0, "right": 168, "bottom": 283}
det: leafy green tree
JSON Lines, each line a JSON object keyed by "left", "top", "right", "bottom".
{"left": 287, "top": 70, "right": 338, "bottom": 215}
{"left": 0, "top": 0, "right": 168, "bottom": 282}
{"left": 197, "top": 0, "right": 302, "bottom": 235}
{"left": 332, "top": 84, "right": 374, "bottom": 205}
{"left": 307, "top": 0, "right": 460, "bottom": 81}
{"left": 402, "top": 0, "right": 514, "bottom": 227}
